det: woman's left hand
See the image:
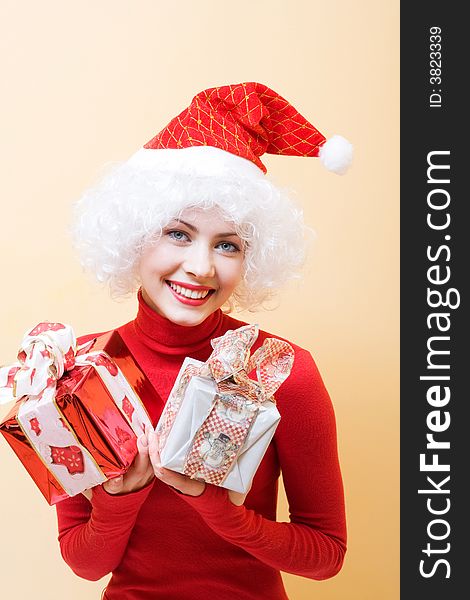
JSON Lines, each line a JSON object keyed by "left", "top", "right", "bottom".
{"left": 147, "top": 430, "right": 247, "bottom": 506}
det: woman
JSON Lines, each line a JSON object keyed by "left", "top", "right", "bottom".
{"left": 57, "top": 82, "right": 352, "bottom": 599}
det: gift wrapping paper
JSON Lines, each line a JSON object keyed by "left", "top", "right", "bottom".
{"left": 0, "top": 322, "right": 155, "bottom": 504}
{"left": 156, "top": 324, "right": 294, "bottom": 494}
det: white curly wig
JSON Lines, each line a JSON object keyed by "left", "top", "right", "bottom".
{"left": 71, "top": 146, "right": 315, "bottom": 313}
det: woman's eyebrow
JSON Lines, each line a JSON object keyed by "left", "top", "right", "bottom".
{"left": 172, "top": 218, "right": 239, "bottom": 238}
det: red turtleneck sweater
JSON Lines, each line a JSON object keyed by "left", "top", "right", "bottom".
{"left": 55, "top": 292, "right": 346, "bottom": 599}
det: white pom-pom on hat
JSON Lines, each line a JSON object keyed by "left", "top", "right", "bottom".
{"left": 319, "top": 134, "right": 353, "bottom": 175}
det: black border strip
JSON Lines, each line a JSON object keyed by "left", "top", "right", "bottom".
{"left": 400, "top": 4, "right": 467, "bottom": 598}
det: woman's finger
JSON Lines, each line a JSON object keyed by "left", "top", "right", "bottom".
{"left": 103, "top": 475, "right": 124, "bottom": 495}
{"left": 81, "top": 488, "right": 92, "bottom": 501}
{"left": 132, "top": 432, "right": 151, "bottom": 475}
{"left": 228, "top": 490, "right": 247, "bottom": 506}
{"left": 147, "top": 430, "right": 204, "bottom": 496}
{"left": 147, "top": 429, "right": 160, "bottom": 467}
{"left": 137, "top": 431, "right": 149, "bottom": 456}
{"left": 157, "top": 465, "right": 205, "bottom": 496}
{"left": 156, "top": 466, "right": 184, "bottom": 486}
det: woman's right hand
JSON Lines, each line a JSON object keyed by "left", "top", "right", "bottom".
{"left": 82, "top": 433, "right": 155, "bottom": 501}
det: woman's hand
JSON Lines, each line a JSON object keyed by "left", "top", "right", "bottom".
{"left": 146, "top": 429, "right": 248, "bottom": 506}
{"left": 147, "top": 429, "right": 205, "bottom": 497}
{"left": 81, "top": 433, "right": 155, "bottom": 501}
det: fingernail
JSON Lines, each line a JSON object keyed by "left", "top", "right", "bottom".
{"left": 140, "top": 434, "right": 148, "bottom": 447}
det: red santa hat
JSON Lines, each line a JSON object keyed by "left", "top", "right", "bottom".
{"left": 127, "top": 82, "right": 352, "bottom": 176}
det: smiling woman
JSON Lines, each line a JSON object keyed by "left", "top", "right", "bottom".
{"left": 139, "top": 207, "right": 245, "bottom": 326}
{"left": 58, "top": 82, "right": 352, "bottom": 600}
{"left": 71, "top": 146, "right": 309, "bottom": 313}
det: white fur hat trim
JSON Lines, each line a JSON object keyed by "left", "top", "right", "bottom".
{"left": 126, "top": 146, "right": 264, "bottom": 179}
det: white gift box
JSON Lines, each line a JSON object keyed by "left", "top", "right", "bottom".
{"left": 156, "top": 357, "right": 281, "bottom": 494}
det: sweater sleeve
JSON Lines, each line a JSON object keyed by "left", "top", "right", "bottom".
{"left": 56, "top": 481, "right": 154, "bottom": 581}
{"left": 179, "top": 348, "right": 347, "bottom": 580}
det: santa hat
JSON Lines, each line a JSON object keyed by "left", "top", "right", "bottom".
{"left": 127, "top": 82, "right": 352, "bottom": 176}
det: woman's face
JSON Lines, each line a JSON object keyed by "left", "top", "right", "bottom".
{"left": 139, "top": 207, "right": 245, "bottom": 326}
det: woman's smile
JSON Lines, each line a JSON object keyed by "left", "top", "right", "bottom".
{"left": 165, "top": 280, "right": 216, "bottom": 305}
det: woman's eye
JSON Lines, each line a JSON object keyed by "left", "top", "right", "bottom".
{"left": 168, "top": 230, "right": 189, "bottom": 242}
{"left": 217, "top": 241, "right": 240, "bottom": 253}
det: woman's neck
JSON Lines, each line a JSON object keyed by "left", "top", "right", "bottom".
{"left": 131, "top": 288, "right": 224, "bottom": 355}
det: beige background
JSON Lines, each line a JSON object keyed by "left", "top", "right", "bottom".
{"left": 0, "top": 1, "right": 399, "bottom": 599}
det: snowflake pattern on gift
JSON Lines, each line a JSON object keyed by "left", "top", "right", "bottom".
{"left": 50, "top": 445, "right": 85, "bottom": 475}
{"left": 29, "top": 417, "right": 41, "bottom": 436}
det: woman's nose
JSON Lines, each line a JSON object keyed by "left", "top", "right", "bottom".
{"left": 183, "top": 244, "right": 215, "bottom": 279}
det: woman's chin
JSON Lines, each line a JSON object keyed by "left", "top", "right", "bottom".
{"left": 160, "top": 305, "right": 212, "bottom": 327}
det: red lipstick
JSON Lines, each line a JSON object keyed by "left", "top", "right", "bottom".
{"left": 166, "top": 280, "right": 215, "bottom": 291}
{"left": 165, "top": 281, "right": 215, "bottom": 306}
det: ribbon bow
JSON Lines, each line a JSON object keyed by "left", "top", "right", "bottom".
{"left": 206, "top": 324, "right": 295, "bottom": 403}
{"left": 0, "top": 322, "right": 83, "bottom": 404}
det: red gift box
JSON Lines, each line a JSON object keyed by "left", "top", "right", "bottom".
{"left": 0, "top": 328, "right": 158, "bottom": 505}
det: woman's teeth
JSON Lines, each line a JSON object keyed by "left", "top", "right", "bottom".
{"left": 167, "top": 281, "right": 211, "bottom": 299}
